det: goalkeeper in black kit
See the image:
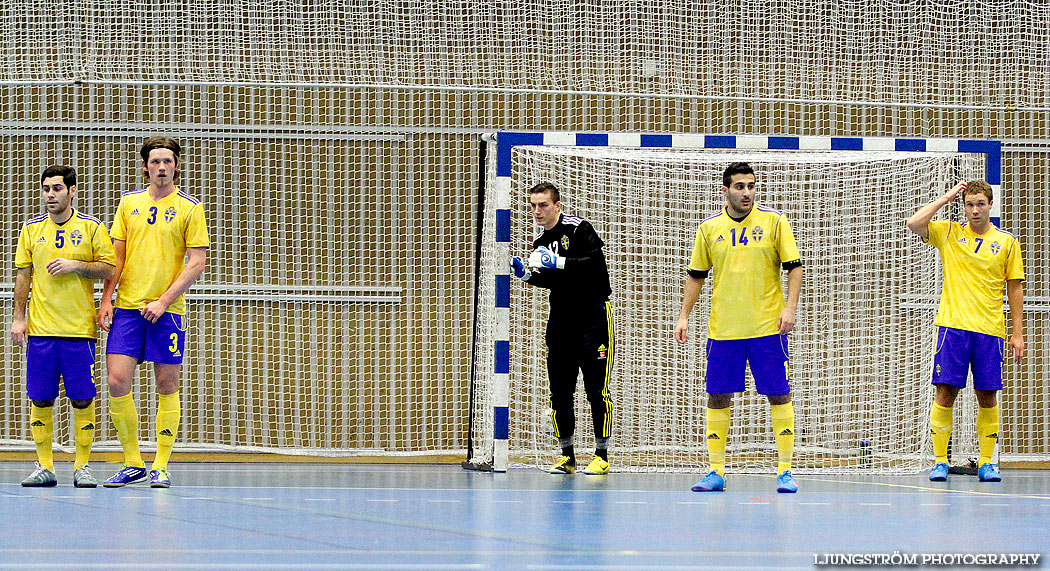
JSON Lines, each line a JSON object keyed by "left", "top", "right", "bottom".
{"left": 511, "top": 182, "right": 615, "bottom": 475}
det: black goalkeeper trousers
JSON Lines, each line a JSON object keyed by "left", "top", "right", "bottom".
{"left": 544, "top": 301, "right": 614, "bottom": 441}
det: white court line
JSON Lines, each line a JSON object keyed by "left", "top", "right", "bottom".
{"left": 303, "top": 498, "right": 336, "bottom": 502}
{"left": 242, "top": 497, "right": 274, "bottom": 501}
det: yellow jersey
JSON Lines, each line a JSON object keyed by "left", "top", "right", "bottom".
{"left": 14, "top": 209, "right": 116, "bottom": 338}
{"left": 110, "top": 187, "right": 209, "bottom": 315}
{"left": 689, "top": 205, "right": 801, "bottom": 340}
{"left": 925, "top": 220, "right": 1024, "bottom": 338}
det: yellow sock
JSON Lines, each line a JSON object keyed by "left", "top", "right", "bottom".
{"left": 706, "top": 407, "right": 731, "bottom": 476}
{"left": 976, "top": 405, "right": 1000, "bottom": 466}
{"left": 109, "top": 393, "right": 144, "bottom": 468}
{"left": 152, "top": 391, "right": 181, "bottom": 470}
{"left": 771, "top": 402, "right": 795, "bottom": 474}
{"left": 30, "top": 404, "right": 54, "bottom": 471}
{"left": 72, "top": 402, "right": 96, "bottom": 469}
{"left": 930, "top": 403, "right": 953, "bottom": 465}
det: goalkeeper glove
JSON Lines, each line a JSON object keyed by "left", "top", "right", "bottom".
{"left": 510, "top": 257, "right": 532, "bottom": 281}
{"left": 528, "top": 246, "right": 566, "bottom": 270}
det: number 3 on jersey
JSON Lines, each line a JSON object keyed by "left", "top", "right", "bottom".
{"left": 147, "top": 206, "right": 158, "bottom": 225}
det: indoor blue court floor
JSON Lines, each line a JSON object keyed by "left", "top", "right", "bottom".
{"left": 0, "top": 462, "right": 1046, "bottom": 569}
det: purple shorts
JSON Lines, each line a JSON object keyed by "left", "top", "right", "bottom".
{"left": 106, "top": 308, "right": 186, "bottom": 364}
{"left": 932, "top": 326, "right": 1003, "bottom": 390}
{"left": 705, "top": 334, "right": 791, "bottom": 396}
{"left": 26, "top": 337, "right": 97, "bottom": 401}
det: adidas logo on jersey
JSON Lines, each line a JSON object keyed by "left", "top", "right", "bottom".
{"left": 130, "top": 208, "right": 140, "bottom": 216}
{"left": 159, "top": 429, "right": 174, "bottom": 437}
{"left": 957, "top": 237, "right": 967, "bottom": 243}
{"left": 716, "top": 235, "right": 725, "bottom": 242}
{"left": 597, "top": 344, "right": 607, "bottom": 360}
{"left": 779, "top": 428, "right": 794, "bottom": 436}
{"left": 172, "top": 349, "right": 182, "bottom": 357}
{"left": 36, "top": 236, "right": 46, "bottom": 243}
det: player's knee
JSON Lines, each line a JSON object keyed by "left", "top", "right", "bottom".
{"left": 707, "top": 393, "right": 733, "bottom": 409}
{"left": 31, "top": 399, "right": 55, "bottom": 408}
{"left": 69, "top": 398, "right": 93, "bottom": 409}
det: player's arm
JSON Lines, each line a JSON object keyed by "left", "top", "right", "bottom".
{"left": 45, "top": 258, "right": 114, "bottom": 279}
{"left": 98, "top": 239, "right": 126, "bottom": 331}
{"left": 1006, "top": 278, "right": 1024, "bottom": 363}
{"left": 907, "top": 182, "right": 965, "bottom": 239}
{"left": 674, "top": 270, "right": 706, "bottom": 344}
{"left": 778, "top": 263, "right": 802, "bottom": 334}
{"left": 10, "top": 266, "right": 31, "bottom": 347}
{"left": 141, "top": 246, "right": 207, "bottom": 323}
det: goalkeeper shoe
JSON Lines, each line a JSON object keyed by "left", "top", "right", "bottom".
{"left": 150, "top": 468, "right": 172, "bottom": 488}
{"left": 103, "top": 465, "right": 148, "bottom": 487}
{"left": 928, "top": 462, "right": 949, "bottom": 482}
{"left": 691, "top": 471, "right": 725, "bottom": 492}
{"left": 581, "top": 456, "right": 609, "bottom": 475}
{"left": 73, "top": 465, "right": 98, "bottom": 488}
{"left": 21, "top": 463, "right": 57, "bottom": 487}
{"left": 777, "top": 470, "right": 798, "bottom": 493}
{"left": 978, "top": 463, "right": 1001, "bottom": 482}
{"left": 548, "top": 456, "right": 576, "bottom": 474}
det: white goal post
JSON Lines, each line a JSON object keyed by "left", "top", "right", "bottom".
{"left": 468, "top": 132, "right": 1005, "bottom": 474}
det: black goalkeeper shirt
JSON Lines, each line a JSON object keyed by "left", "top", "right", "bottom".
{"left": 526, "top": 213, "right": 612, "bottom": 311}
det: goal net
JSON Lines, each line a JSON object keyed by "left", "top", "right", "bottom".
{"left": 470, "top": 135, "right": 991, "bottom": 474}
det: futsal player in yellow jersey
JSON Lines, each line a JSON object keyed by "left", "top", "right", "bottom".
{"left": 12, "top": 165, "right": 116, "bottom": 487}
{"left": 907, "top": 180, "right": 1024, "bottom": 483}
{"left": 674, "top": 162, "right": 803, "bottom": 493}
{"left": 97, "top": 137, "right": 209, "bottom": 488}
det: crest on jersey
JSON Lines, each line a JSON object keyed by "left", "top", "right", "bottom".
{"left": 560, "top": 235, "right": 570, "bottom": 250}
{"left": 165, "top": 206, "right": 177, "bottom": 222}
{"left": 990, "top": 241, "right": 1001, "bottom": 254}
{"left": 70, "top": 229, "right": 83, "bottom": 246}
{"left": 751, "top": 226, "right": 764, "bottom": 242}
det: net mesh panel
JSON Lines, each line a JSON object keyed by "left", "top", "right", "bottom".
{"left": 473, "top": 146, "right": 989, "bottom": 473}
{"left": 0, "top": 1, "right": 1047, "bottom": 461}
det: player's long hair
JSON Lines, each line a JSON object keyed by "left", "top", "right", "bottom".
{"left": 140, "top": 136, "right": 182, "bottom": 182}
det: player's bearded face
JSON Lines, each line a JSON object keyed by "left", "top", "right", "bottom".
{"left": 41, "top": 176, "right": 73, "bottom": 216}
{"left": 723, "top": 174, "right": 757, "bottom": 217}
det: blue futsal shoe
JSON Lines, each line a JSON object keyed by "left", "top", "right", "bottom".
{"left": 691, "top": 471, "right": 725, "bottom": 492}
{"left": 978, "top": 463, "right": 1001, "bottom": 482}
{"left": 928, "top": 462, "right": 949, "bottom": 482}
{"left": 777, "top": 470, "right": 798, "bottom": 493}
{"left": 103, "top": 465, "right": 148, "bottom": 488}
{"left": 150, "top": 468, "right": 172, "bottom": 488}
